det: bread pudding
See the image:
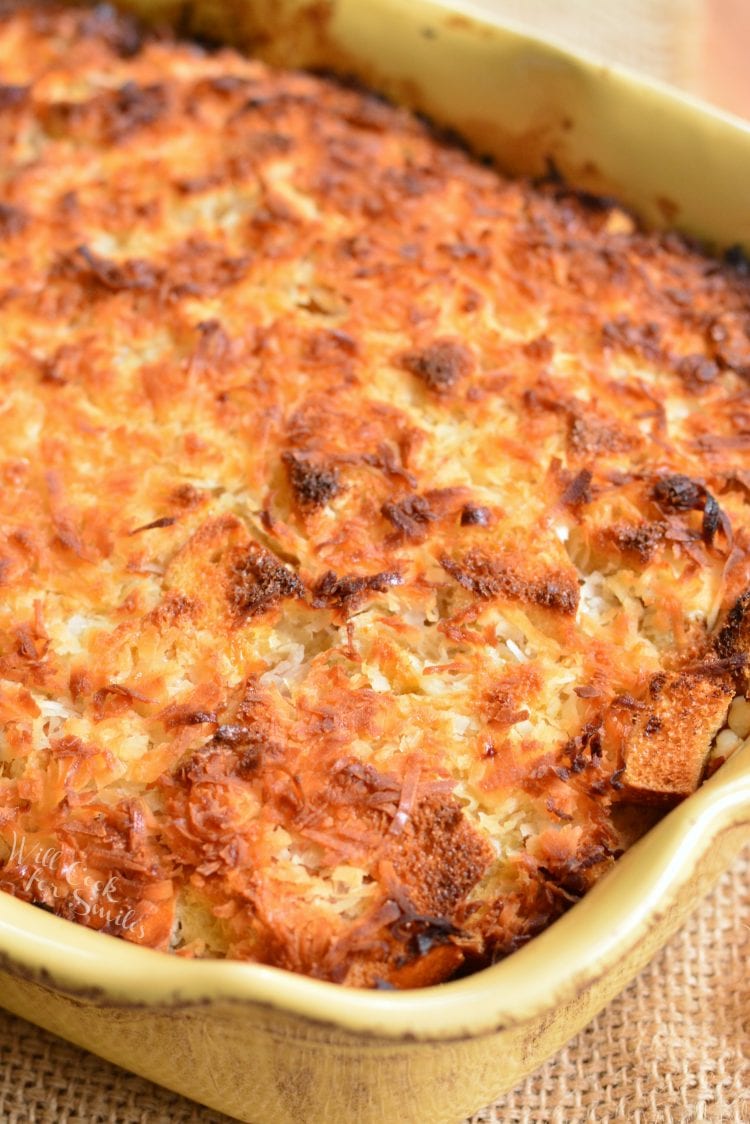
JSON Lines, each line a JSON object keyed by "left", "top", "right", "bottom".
{"left": 0, "top": 2, "right": 749, "bottom": 988}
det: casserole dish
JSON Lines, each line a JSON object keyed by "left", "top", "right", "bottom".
{"left": 0, "top": 1, "right": 749, "bottom": 1120}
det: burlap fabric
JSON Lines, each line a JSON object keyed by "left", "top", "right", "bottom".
{"left": 0, "top": 845, "right": 746, "bottom": 1123}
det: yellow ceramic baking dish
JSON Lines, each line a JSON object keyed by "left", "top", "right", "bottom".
{"left": 1, "top": 3, "right": 750, "bottom": 1121}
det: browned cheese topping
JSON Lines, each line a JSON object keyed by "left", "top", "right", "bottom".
{"left": 1, "top": 3, "right": 750, "bottom": 987}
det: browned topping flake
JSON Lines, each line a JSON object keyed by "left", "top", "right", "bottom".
{"left": 602, "top": 316, "right": 663, "bottom": 360}
{"left": 169, "top": 483, "right": 206, "bottom": 509}
{"left": 651, "top": 474, "right": 725, "bottom": 547}
{"left": 574, "top": 684, "right": 601, "bottom": 699}
{"left": 146, "top": 592, "right": 201, "bottom": 628}
{"left": 483, "top": 682, "right": 530, "bottom": 728}
{"left": 652, "top": 473, "right": 706, "bottom": 511}
{"left": 568, "top": 414, "right": 634, "bottom": 457}
{"left": 381, "top": 493, "right": 437, "bottom": 539}
{"left": 0, "top": 202, "right": 28, "bottom": 239}
{"left": 103, "top": 80, "right": 166, "bottom": 140}
{"left": 603, "top": 521, "right": 665, "bottom": 564}
{"left": 56, "top": 244, "right": 160, "bottom": 292}
{"left": 0, "top": 83, "right": 29, "bottom": 110}
{"left": 460, "top": 503, "right": 491, "bottom": 526}
{"left": 53, "top": 240, "right": 251, "bottom": 301}
{"left": 282, "top": 451, "right": 341, "bottom": 509}
{"left": 523, "top": 335, "right": 554, "bottom": 362}
{"left": 227, "top": 543, "right": 304, "bottom": 618}
{"left": 311, "top": 569, "right": 402, "bottom": 611}
{"left": 77, "top": 3, "right": 143, "bottom": 57}
{"left": 129, "top": 516, "right": 177, "bottom": 535}
{"left": 441, "top": 550, "right": 579, "bottom": 613}
{"left": 39, "top": 80, "right": 167, "bottom": 143}
{"left": 396, "top": 339, "right": 474, "bottom": 393}
{"left": 675, "top": 353, "right": 720, "bottom": 391}
{"left": 560, "top": 468, "right": 593, "bottom": 507}
{"left": 715, "top": 592, "right": 750, "bottom": 685}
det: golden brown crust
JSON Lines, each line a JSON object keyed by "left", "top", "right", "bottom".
{"left": 0, "top": 3, "right": 748, "bottom": 986}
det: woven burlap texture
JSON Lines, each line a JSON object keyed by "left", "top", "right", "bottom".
{"left": 0, "top": 845, "right": 747, "bottom": 1124}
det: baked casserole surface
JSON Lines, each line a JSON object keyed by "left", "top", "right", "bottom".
{"left": 0, "top": 1, "right": 749, "bottom": 988}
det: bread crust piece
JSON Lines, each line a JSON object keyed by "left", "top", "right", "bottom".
{"left": 620, "top": 670, "right": 734, "bottom": 800}
{"left": 0, "top": 2, "right": 749, "bottom": 986}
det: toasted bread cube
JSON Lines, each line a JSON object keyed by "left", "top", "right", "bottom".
{"left": 622, "top": 671, "right": 733, "bottom": 801}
